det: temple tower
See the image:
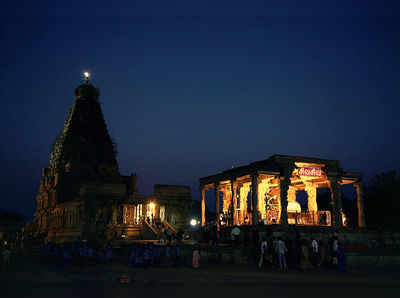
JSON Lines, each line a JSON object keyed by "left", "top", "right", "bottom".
{"left": 34, "top": 75, "right": 123, "bottom": 242}
{"left": 49, "top": 78, "right": 119, "bottom": 179}
{"left": 31, "top": 74, "right": 192, "bottom": 244}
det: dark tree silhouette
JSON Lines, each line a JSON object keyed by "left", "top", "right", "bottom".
{"left": 365, "top": 170, "right": 400, "bottom": 231}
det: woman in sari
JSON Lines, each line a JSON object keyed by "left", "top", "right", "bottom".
{"left": 192, "top": 245, "right": 200, "bottom": 269}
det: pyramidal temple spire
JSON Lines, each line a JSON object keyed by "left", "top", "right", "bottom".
{"left": 49, "top": 74, "right": 119, "bottom": 177}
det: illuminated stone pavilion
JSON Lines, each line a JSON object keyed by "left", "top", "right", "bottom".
{"left": 33, "top": 76, "right": 192, "bottom": 244}
{"left": 200, "top": 155, "right": 365, "bottom": 229}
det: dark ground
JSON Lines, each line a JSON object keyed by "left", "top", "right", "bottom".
{"left": 1, "top": 256, "right": 399, "bottom": 298}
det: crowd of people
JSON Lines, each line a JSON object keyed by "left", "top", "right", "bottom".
{"left": 39, "top": 242, "right": 113, "bottom": 266}
{"left": 2, "top": 223, "right": 347, "bottom": 274}
{"left": 128, "top": 242, "right": 184, "bottom": 268}
{"left": 200, "top": 222, "right": 347, "bottom": 273}
{"left": 256, "top": 235, "right": 346, "bottom": 272}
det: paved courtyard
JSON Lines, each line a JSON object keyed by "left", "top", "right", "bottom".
{"left": 1, "top": 256, "right": 399, "bottom": 298}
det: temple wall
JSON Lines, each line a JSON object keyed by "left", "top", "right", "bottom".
{"left": 154, "top": 185, "right": 191, "bottom": 199}
{"left": 79, "top": 183, "right": 127, "bottom": 197}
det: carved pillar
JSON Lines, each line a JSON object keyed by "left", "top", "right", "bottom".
{"left": 305, "top": 182, "right": 318, "bottom": 225}
{"left": 231, "top": 180, "right": 241, "bottom": 225}
{"left": 258, "top": 179, "right": 269, "bottom": 221}
{"left": 355, "top": 181, "right": 366, "bottom": 228}
{"left": 240, "top": 183, "right": 250, "bottom": 225}
{"left": 279, "top": 176, "right": 290, "bottom": 225}
{"left": 328, "top": 177, "right": 343, "bottom": 228}
{"left": 231, "top": 180, "right": 237, "bottom": 225}
{"left": 201, "top": 187, "right": 206, "bottom": 227}
{"left": 287, "top": 186, "right": 296, "bottom": 203}
{"left": 222, "top": 191, "right": 229, "bottom": 214}
{"left": 238, "top": 184, "right": 242, "bottom": 224}
{"left": 133, "top": 205, "right": 137, "bottom": 224}
{"left": 305, "top": 183, "right": 318, "bottom": 211}
{"left": 215, "top": 182, "right": 220, "bottom": 229}
{"left": 251, "top": 173, "right": 259, "bottom": 225}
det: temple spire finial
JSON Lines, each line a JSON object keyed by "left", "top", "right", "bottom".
{"left": 83, "top": 71, "right": 90, "bottom": 84}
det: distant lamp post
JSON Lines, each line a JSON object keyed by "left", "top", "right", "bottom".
{"left": 190, "top": 219, "right": 197, "bottom": 227}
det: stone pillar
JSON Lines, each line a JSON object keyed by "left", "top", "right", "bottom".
{"left": 258, "top": 179, "right": 270, "bottom": 221}
{"left": 132, "top": 205, "right": 136, "bottom": 224}
{"left": 279, "top": 176, "right": 290, "bottom": 225}
{"left": 328, "top": 177, "right": 343, "bottom": 228}
{"left": 251, "top": 173, "right": 259, "bottom": 225}
{"left": 305, "top": 183, "right": 318, "bottom": 225}
{"left": 240, "top": 183, "right": 250, "bottom": 224}
{"left": 304, "top": 184, "right": 318, "bottom": 212}
{"left": 287, "top": 186, "right": 296, "bottom": 203}
{"left": 231, "top": 180, "right": 237, "bottom": 225}
{"left": 355, "top": 181, "right": 366, "bottom": 228}
{"left": 229, "top": 180, "right": 236, "bottom": 225}
{"left": 215, "top": 183, "right": 220, "bottom": 229}
{"left": 201, "top": 187, "right": 206, "bottom": 227}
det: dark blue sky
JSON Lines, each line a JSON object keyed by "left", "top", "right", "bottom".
{"left": 1, "top": 1, "right": 400, "bottom": 219}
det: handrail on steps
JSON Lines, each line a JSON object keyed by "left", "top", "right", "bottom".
{"left": 162, "top": 220, "right": 177, "bottom": 234}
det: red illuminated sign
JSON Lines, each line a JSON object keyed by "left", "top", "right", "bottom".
{"left": 298, "top": 167, "right": 322, "bottom": 177}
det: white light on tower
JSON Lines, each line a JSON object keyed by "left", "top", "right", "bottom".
{"left": 83, "top": 71, "right": 90, "bottom": 82}
{"left": 190, "top": 219, "right": 197, "bottom": 226}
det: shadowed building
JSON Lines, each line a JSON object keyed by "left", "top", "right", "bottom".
{"left": 200, "top": 154, "right": 365, "bottom": 230}
{"left": 33, "top": 77, "right": 192, "bottom": 244}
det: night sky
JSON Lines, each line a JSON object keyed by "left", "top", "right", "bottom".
{"left": 1, "top": 1, "right": 400, "bottom": 220}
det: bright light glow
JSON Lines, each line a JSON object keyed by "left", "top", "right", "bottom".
{"left": 190, "top": 219, "right": 197, "bottom": 226}
{"left": 83, "top": 72, "right": 90, "bottom": 79}
{"left": 287, "top": 201, "right": 301, "bottom": 213}
{"left": 149, "top": 202, "right": 155, "bottom": 210}
{"left": 342, "top": 212, "right": 347, "bottom": 226}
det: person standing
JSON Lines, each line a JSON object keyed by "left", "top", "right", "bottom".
{"left": 192, "top": 245, "right": 200, "bottom": 269}
{"left": 332, "top": 236, "right": 338, "bottom": 267}
{"left": 2, "top": 246, "right": 11, "bottom": 270}
{"left": 174, "top": 244, "right": 181, "bottom": 267}
{"left": 299, "top": 240, "right": 314, "bottom": 271}
{"left": 106, "top": 244, "right": 113, "bottom": 263}
{"left": 231, "top": 226, "right": 241, "bottom": 247}
{"left": 311, "top": 238, "right": 319, "bottom": 267}
{"left": 258, "top": 238, "right": 268, "bottom": 269}
{"left": 165, "top": 245, "right": 171, "bottom": 266}
{"left": 272, "top": 237, "right": 278, "bottom": 268}
{"left": 276, "top": 237, "right": 288, "bottom": 272}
